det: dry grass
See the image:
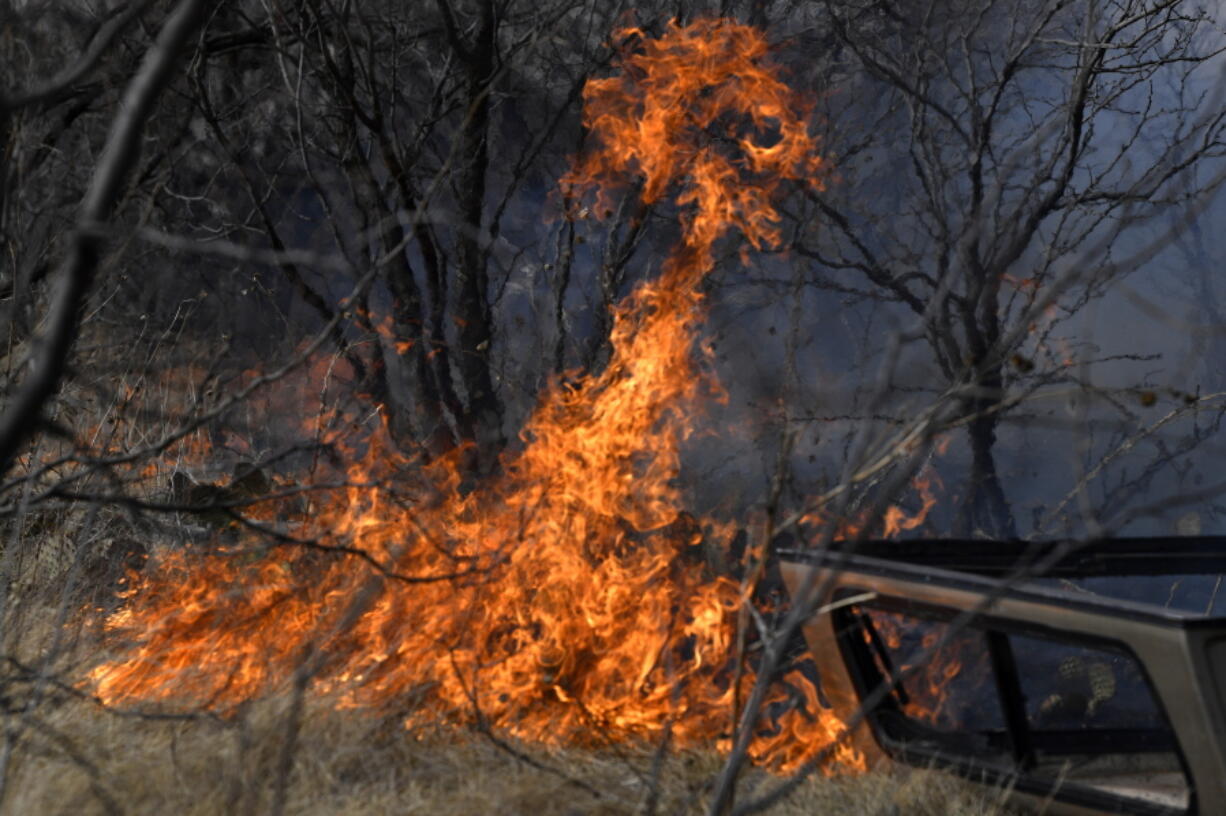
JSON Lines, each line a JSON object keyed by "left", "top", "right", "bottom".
{"left": 0, "top": 687, "right": 1019, "bottom": 816}
{"left": 0, "top": 531, "right": 1022, "bottom": 816}
{"left": 0, "top": 489, "right": 1022, "bottom": 815}
{"left": 0, "top": 359, "right": 1020, "bottom": 816}
{"left": 0, "top": 303, "right": 1024, "bottom": 813}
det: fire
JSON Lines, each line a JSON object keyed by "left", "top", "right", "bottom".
{"left": 860, "top": 609, "right": 992, "bottom": 731}
{"left": 87, "top": 18, "right": 879, "bottom": 773}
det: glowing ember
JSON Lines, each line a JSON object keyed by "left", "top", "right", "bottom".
{"left": 88, "top": 18, "right": 888, "bottom": 773}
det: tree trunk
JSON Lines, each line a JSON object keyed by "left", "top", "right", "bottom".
{"left": 956, "top": 376, "right": 1017, "bottom": 539}
{"left": 451, "top": 2, "right": 504, "bottom": 473}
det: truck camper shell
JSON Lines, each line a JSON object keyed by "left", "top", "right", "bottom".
{"left": 780, "top": 537, "right": 1226, "bottom": 816}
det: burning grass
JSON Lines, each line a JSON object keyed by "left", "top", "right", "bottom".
{"left": 0, "top": 689, "right": 1018, "bottom": 816}
{"left": 3, "top": 598, "right": 1010, "bottom": 815}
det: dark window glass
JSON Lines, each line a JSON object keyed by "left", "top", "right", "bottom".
{"left": 1012, "top": 635, "right": 1164, "bottom": 732}
{"left": 842, "top": 603, "right": 1191, "bottom": 813}
{"left": 1009, "top": 633, "right": 1189, "bottom": 812}
{"left": 851, "top": 607, "right": 1009, "bottom": 758}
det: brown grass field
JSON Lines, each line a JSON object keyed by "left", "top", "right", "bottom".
{"left": 0, "top": 517, "right": 1023, "bottom": 816}
{"left": 2, "top": 692, "right": 1019, "bottom": 815}
{"left": 0, "top": 598, "right": 1016, "bottom": 816}
{"left": 0, "top": 439, "right": 1024, "bottom": 815}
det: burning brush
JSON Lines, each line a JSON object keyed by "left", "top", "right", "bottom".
{"left": 87, "top": 18, "right": 873, "bottom": 774}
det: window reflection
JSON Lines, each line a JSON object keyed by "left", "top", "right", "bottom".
{"left": 842, "top": 602, "right": 1190, "bottom": 813}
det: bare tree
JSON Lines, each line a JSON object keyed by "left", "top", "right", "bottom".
{"left": 164, "top": 0, "right": 679, "bottom": 476}
{"left": 777, "top": 0, "right": 1226, "bottom": 537}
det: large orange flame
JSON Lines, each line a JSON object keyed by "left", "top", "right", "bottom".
{"left": 88, "top": 18, "right": 877, "bottom": 773}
